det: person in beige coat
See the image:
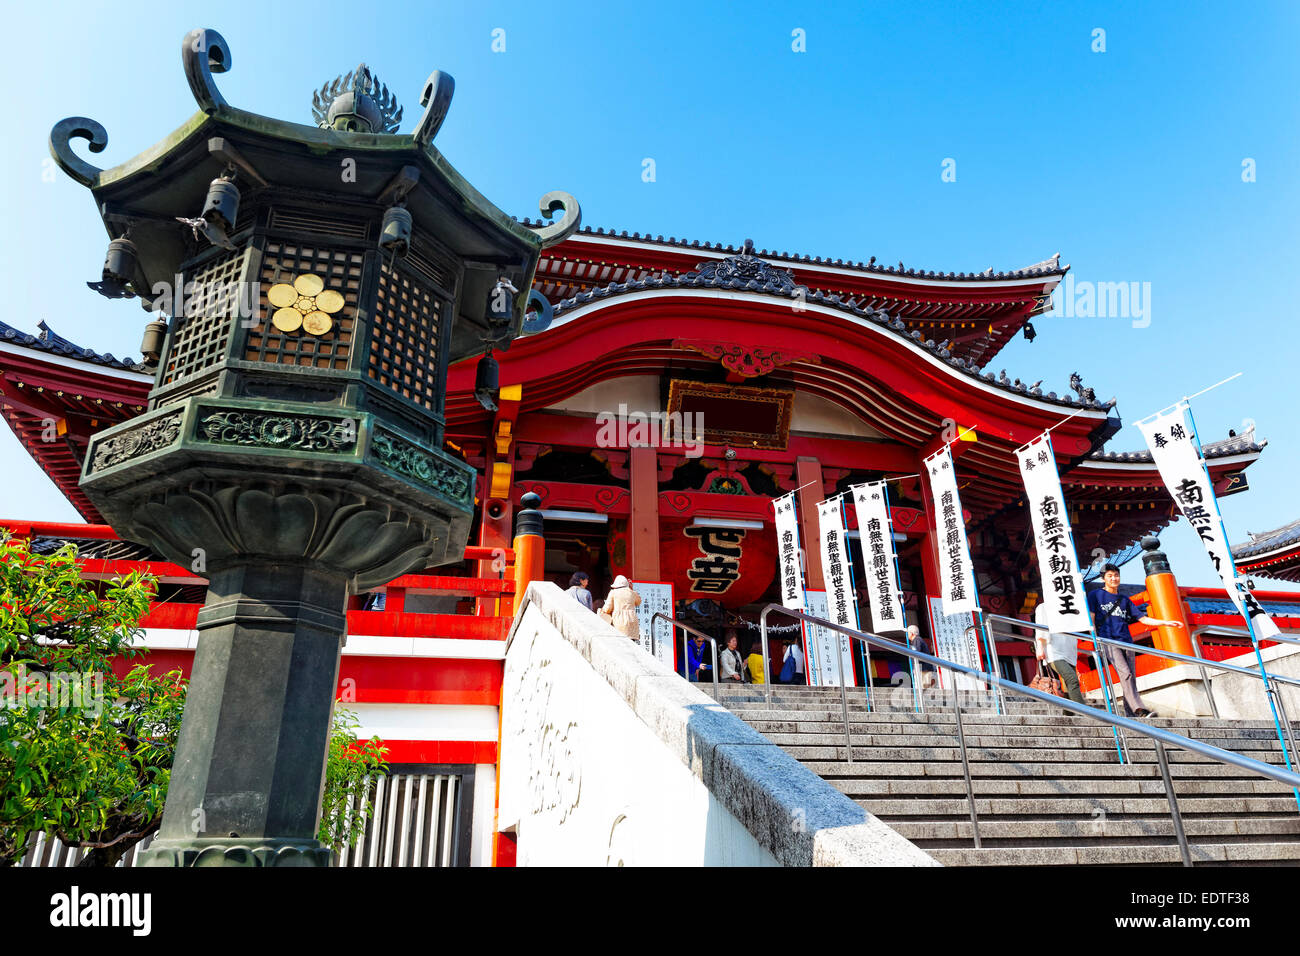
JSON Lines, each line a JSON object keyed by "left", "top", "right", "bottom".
{"left": 602, "top": 575, "right": 643, "bottom": 641}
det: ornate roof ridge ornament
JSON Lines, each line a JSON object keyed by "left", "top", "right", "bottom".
{"left": 311, "top": 63, "right": 404, "bottom": 134}
{"left": 690, "top": 238, "right": 802, "bottom": 295}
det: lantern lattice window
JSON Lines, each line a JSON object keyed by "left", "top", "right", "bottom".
{"left": 368, "top": 263, "right": 445, "bottom": 413}
{"left": 245, "top": 242, "right": 361, "bottom": 369}
{"left": 162, "top": 249, "right": 247, "bottom": 385}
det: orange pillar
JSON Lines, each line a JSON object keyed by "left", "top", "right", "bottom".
{"left": 1139, "top": 536, "right": 1194, "bottom": 662}
{"left": 511, "top": 492, "right": 546, "bottom": 603}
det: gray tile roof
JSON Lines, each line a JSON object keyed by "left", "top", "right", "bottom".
{"left": 537, "top": 244, "right": 1108, "bottom": 411}
{"left": 1233, "top": 517, "right": 1300, "bottom": 560}
{"left": 1087, "top": 428, "right": 1265, "bottom": 464}
{"left": 0, "top": 319, "right": 146, "bottom": 372}
{"left": 518, "top": 220, "right": 1068, "bottom": 282}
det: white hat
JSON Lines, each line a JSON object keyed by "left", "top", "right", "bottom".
{"left": 611, "top": 574, "right": 630, "bottom": 588}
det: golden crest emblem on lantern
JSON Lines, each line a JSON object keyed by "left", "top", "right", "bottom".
{"left": 267, "top": 272, "right": 345, "bottom": 335}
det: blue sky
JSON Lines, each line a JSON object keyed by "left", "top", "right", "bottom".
{"left": 3, "top": 0, "right": 1297, "bottom": 590}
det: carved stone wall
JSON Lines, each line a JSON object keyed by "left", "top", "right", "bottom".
{"left": 498, "top": 582, "right": 937, "bottom": 867}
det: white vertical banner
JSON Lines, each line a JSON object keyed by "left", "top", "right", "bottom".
{"left": 773, "top": 493, "right": 805, "bottom": 611}
{"left": 852, "top": 481, "right": 904, "bottom": 632}
{"left": 1016, "top": 433, "right": 1090, "bottom": 636}
{"left": 924, "top": 446, "right": 979, "bottom": 616}
{"left": 816, "top": 498, "right": 858, "bottom": 687}
{"left": 1137, "top": 404, "right": 1282, "bottom": 639}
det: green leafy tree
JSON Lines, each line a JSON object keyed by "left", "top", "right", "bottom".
{"left": 2, "top": 533, "right": 387, "bottom": 866}
{"left": 1, "top": 534, "right": 158, "bottom": 865}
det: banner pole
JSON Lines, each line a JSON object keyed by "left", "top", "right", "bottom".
{"left": 876, "top": 481, "right": 918, "bottom": 714}
{"left": 828, "top": 498, "right": 866, "bottom": 710}
{"left": 1182, "top": 403, "right": 1300, "bottom": 810}
{"left": 1134, "top": 373, "right": 1242, "bottom": 425}
{"left": 974, "top": 608, "right": 1003, "bottom": 714}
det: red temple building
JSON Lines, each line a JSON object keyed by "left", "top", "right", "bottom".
{"left": 5, "top": 226, "right": 1299, "bottom": 863}
{"left": 1234, "top": 518, "right": 1300, "bottom": 584}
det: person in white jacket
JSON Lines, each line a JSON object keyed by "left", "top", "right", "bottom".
{"left": 719, "top": 632, "right": 745, "bottom": 682}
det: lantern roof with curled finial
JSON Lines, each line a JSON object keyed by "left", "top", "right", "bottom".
{"left": 48, "top": 27, "right": 581, "bottom": 361}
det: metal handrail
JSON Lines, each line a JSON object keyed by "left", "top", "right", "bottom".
{"left": 1192, "top": 623, "right": 1300, "bottom": 649}
{"left": 756, "top": 604, "right": 853, "bottom": 764}
{"left": 984, "top": 613, "right": 1300, "bottom": 691}
{"left": 758, "top": 602, "right": 1300, "bottom": 865}
{"left": 651, "top": 612, "right": 719, "bottom": 693}
{"left": 984, "top": 613, "right": 1300, "bottom": 779}
{"left": 978, "top": 618, "right": 1139, "bottom": 761}
{"left": 973, "top": 622, "right": 1129, "bottom": 758}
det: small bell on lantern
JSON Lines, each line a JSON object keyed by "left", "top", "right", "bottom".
{"left": 177, "top": 173, "right": 240, "bottom": 250}
{"left": 140, "top": 319, "right": 169, "bottom": 367}
{"left": 202, "top": 174, "right": 240, "bottom": 233}
{"left": 474, "top": 346, "right": 499, "bottom": 412}
{"left": 379, "top": 205, "right": 412, "bottom": 259}
{"left": 87, "top": 237, "right": 140, "bottom": 299}
{"left": 489, "top": 277, "right": 517, "bottom": 324}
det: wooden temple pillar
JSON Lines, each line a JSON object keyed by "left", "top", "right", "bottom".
{"left": 476, "top": 385, "right": 522, "bottom": 614}
{"left": 914, "top": 462, "right": 943, "bottom": 621}
{"left": 795, "top": 457, "right": 825, "bottom": 586}
{"left": 629, "top": 445, "right": 661, "bottom": 581}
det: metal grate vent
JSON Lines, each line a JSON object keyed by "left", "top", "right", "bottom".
{"left": 246, "top": 242, "right": 362, "bottom": 369}
{"left": 162, "top": 249, "right": 246, "bottom": 385}
{"left": 404, "top": 237, "right": 455, "bottom": 294}
{"left": 367, "top": 262, "right": 444, "bottom": 413}
{"left": 270, "top": 208, "right": 370, "bottom": 240}
{"left": 335, "top": 766, "right": 473, "bottom": 867}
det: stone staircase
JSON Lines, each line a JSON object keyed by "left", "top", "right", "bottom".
{"left": 706, "top": 684, "right": 1300, "bottom": 865}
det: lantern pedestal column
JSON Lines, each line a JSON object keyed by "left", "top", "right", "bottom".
{"left": 139, "top": 561, "right": 349, "bottom": 867}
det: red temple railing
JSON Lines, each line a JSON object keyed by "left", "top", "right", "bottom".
{"left": 1, "top": 519, "right": 519, "bottom": 631}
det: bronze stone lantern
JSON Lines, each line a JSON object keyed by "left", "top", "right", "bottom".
{"left": 49, "top": 27, "right": 579, "bottom": 867}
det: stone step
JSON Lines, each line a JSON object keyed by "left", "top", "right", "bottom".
{"left": 716, "top": 696, "right": 1056, "bottom": 712}
{"left": 738, "top": 715, "right": 1292, "bottom": 736}
{"left": 716, "top": 679, "right": 1300, "bottom": 866}
{"left": 886, "top": 817, "right": 1300, "bottom": 845}
{"left": 715, "top": 695, "right": 1036, "bottom": 707}
{"left": 856, "top": 795, "right": 1300, "bottom": 818}
{"left": 828, "top": 776, "right": 1298, "bottom": 797}
{"left": 749, "top": 727, "right": 1292, "bottom": 750}
{"left": 727, "top": 708, "right": 1294, "bottom": 731}
{"left": 924, "top": 842, "right": 1300, "bottom": 866}
{"left": 776, "top": 744, "right": 1294, "bottom": 764}
{"left": 797, "top": 760, "right": 1295, "bottom": 780}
